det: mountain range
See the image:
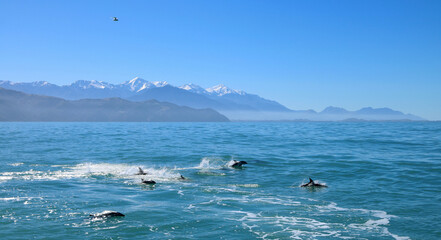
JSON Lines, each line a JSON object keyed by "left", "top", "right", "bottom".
{"left": 0, "top": 78, "right": 424, "bottom": 121}
{"left": 0, "top": 77, "right": 288, "bottom": 112}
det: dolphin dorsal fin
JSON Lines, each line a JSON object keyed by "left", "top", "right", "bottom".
{"left": 309, "top": 178, "right": 314, "bottom": 183}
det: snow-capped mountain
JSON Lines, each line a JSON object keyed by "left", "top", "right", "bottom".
{"left": 0, "top": 78, "right": 247, "bottom": 98}
{"left": 122, "top": 77, "right": 149, "bottom": 92}
{"left": 179, "top": 83, "right": 246, "bottom": 96}
{"left": 31, "top": 81, "right": 53, "bottom": 87}
{"left": 177, "top": 83, "right": 289, "bottom": 112}
{"left": 178, "top": 84, "right": 208, "bottom": 95}
{"left": 0, "top": 80, "right": 57, "bottom": 88}
{"left": 122, "top": 77, "right": 169, "bottom": 92}
{"left": 206, "top": 84, "right": 245, "bottom": 96}
{"left": 69, "top": 80, "right": 116, "bottom": 89}
{"left": 151, "top": 81, "right": 169, "bottom": 88}
{"left": 0, "top": 80, "right": 61, "bottom": 96}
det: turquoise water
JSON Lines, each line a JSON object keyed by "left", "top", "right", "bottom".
{"left": 1, "top": 122, "right": 440, "bottom": 239}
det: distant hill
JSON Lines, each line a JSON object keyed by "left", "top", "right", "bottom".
{"left": 224, "top": 106, "right": 424, "bottom": 121}
{"left": 316, "top": 106, "right": 423, "bottom": 121}
{"left": 0, "top": 88, "right": 229, "bottom": 122}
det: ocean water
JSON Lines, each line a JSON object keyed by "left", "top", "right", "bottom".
{"left": 1, "top": 122, "right": 440, "bottom": 240}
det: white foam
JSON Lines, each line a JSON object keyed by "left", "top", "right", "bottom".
{"left": 8, "top": 162, "right": 24, "bottom": 166}
{"left": 194, "top": 157, "right": 226, "bottom": 170}
{"left": 207, "top": 187, "right": 251, "bottom": 195}
{"left": 0, "top": 197, "right": 20, "bottom": 201}
{"left": 198, "top": 199, "right": 216, "bottom": 205}
{"left": 0, "top": 196, "right": 43, "bottom": 202}
{"left": 225, "top": 200, "right": 410, "bottom": 240}
{"left": 0, "top": 163, "right": 186, "bottom": 183}
{"left": 226, "top": 159, "right": 236, "bottom": 168}
{"left": 228, "top": 210, "right": 338, "bottom": 239}
{"left": 252, "top": 197, "right": 301, "bottom": 206}
{"left": 317, "top": 203, "right": 408, "bottom": 240}
{"left": 0, "top": 176, "right": 13, "bottom": 182}
{"left": 228, "top": 184, "right": 260, "bottom": 188}
{"left": 316, "top": 202, "right": 348, "bottom": 212}
{"left": 210, "top": 196, "right": 250, "bottom": 205}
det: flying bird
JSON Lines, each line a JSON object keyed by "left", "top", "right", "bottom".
{"left": 113, "top": 17, "right": 119, "bottom": 21}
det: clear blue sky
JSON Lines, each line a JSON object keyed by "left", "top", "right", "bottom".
{"left": 1, "top": 0, "right": 440, "bottom": 120}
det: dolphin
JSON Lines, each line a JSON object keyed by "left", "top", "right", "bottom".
{"left": 141, "top": 179, "right": 156, "bottom": 185}
{"left": 136, "top": 167, "right": 147, "bottom": 175}
{"left": 230, "top": 160, "right": 248, "bottom": 168}
{"left": 301, "top": 178, "right": 327, "bottom": 188}
{"left": 90, "top": 211, "right": 125, "bottom": 218}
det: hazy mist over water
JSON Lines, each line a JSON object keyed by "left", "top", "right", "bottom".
{"left": 1, "top": 122, "right": 440, "bottom": 239}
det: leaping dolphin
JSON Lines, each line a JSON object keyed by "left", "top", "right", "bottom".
{"left": 141, "top": 179, "right": 156, "bottom": 185}
{"left": 136, "top": 167, "right": 147, "bottom": 175}
{"left": 90, "top": 211, "right": 125, "bottom": 218}
{"left": 230, "top": 160, "right": 248, "bottom": 168}
{"left": 301, "top": 178, "right": 327, "bottom": 188}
